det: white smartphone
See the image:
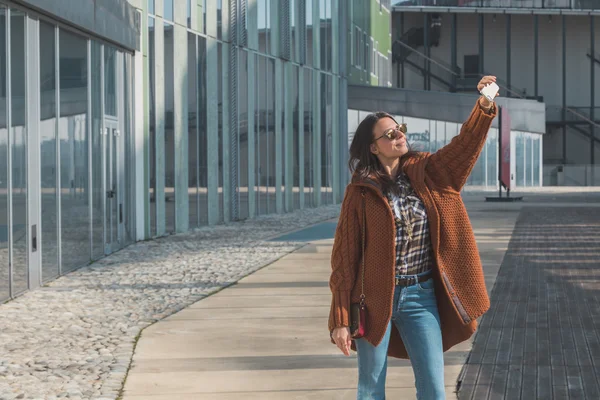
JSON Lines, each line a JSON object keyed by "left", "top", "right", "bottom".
{"left": 480, "top": 82, "right": 499, "bottom": 102}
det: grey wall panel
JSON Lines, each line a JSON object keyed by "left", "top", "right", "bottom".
{"left": 15, "top": 0, "right": 139, "bottom": 50}
{"left": 347, "top": 85, "right": 547, "bottom": 134}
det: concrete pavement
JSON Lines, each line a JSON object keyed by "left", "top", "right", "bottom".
{"left": 121, "top": 193, "right": 533, "bottom": 399}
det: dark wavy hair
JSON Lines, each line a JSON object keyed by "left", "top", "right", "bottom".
{"left": 349, "top": 111, "right": 417, "bottom": 196}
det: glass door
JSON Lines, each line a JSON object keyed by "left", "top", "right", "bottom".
{"left": 104, "top": 119, "right": 122, "bottom": 254}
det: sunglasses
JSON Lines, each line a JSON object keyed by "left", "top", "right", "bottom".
{"left": 373, "top": 123, "right": 407, "bottom": 142}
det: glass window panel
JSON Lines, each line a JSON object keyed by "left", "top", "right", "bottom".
{"left": 217, "top": 42, "right": 224, "bottom": 222}
{"left": 516, "top": 133, "right": 525, "bottom": 187}
{"left": 326, "top": 74, "right": 333, "bottom": 204}
{"left": 59, "top": 28, "right": 89, "bottom": 273}
{"left": 198, "top": 36, "right": 208, "bottom": 225}
{"left": 104, "top": 46, "right": 116, "bottom": 116}
{"left": 148, "top": 17, "right": 156, "bottom": 236}
{"left": 487, "top": 128, "right": 498, "bottom": 188}
{"left": 11, "top": 9, "right": 27, "bottom": 294}
{"left": 267, "top": 58, "right": 275, "bottom": 213}
{"left": 187, "top": 0, "right": 192, "bottom": 28}
{"left": 203, "top": 0, "right": 207, "bottom": 35}
{"left": 256, "top": 55, "right": 266, "bottom": 215}
{"left": 305, "top": 0, "right": 312, "bottom": 66}
{"left": 164, "top": 22, "right": 175, "bottom": 232}
{"left": 291, "top": 0, "right": 296, "bottom": 63}
{"left": 526, "top": 136, "right": 533, "bottom": 187}
{"left": 123, "top": 53, "right": 134, "bottom": 245}
{"left": 304, "top": 68, "right": 313, "bottom": 207}
{"left": 239, "top": 50, "right": 249, "bottom": 219}
{"left": 164, "top": 0, "right": 173, "bottom": 21}
{"left": 404, "top": 117, "right": 428, "bottom": 153}
{"left": 217, "top": 0, "right": 222, "bottom": 39}
{"left": 320, "top": 73, "right": 327, "bottom": 205}
{"left": 266, "top": 0, "right": 271, "bottom": 55}
{"left": 446, "top": 122, "right": 458, "bottom": 145}
{"left": 0, "top": 6, "right": 6, "bottom": 301}
{"left": 91, "top": 41, "right": 103, "bottom": 259}
{"left": 434, "top": 121, "right": 445, "bottom": 153}
{"left": 188, "top": 33, "right": 198, "bottom": 228}
{"left": 258, "top": 0, "right": 267, "bottom": 54}
{"left": 148, "top": 0, "right": 155, "bottom": 14}
{"left": 40, "top": 20, "right": 59, "bottom": 282}
{"left": 533, "top": 135, "right": 540, "bottom": 186}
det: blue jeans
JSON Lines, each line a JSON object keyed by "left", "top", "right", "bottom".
{"left": 355, "top": 272, "right": 445, "bottom": 400}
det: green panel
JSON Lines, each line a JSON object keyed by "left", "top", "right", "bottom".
{"left": 370, "top": 1, "right": 391, "bottom": 55}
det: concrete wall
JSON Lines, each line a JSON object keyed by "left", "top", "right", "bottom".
{"left": 393, "top": 12, "right": 600, "bottom": 108}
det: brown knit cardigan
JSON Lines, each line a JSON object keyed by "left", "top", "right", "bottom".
{"left": 328, "top": 99, "right": 497, "bottom": 359}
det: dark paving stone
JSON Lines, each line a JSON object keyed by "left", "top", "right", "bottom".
{"left": 458, "top": 207, "right": 600, "bottom": 399}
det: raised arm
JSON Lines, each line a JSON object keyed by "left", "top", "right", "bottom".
{"left": 427, "top": 79, "right": 498, "bottom": 192}
{"left": 328, "top": 186, "right": 362, "bottom": 332}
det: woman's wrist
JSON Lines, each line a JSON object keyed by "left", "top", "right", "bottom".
{"left": 479, "top": 95, "right": 493, "bottom": 112}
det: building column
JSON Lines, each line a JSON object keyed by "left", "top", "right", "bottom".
{"left": 312, "top": 0, "right": 321, "bottom": 206}
{"left": 135, "top": 8, "right": 147, "bottom": 240}
{"left": 562, "top": 14, "right": 567, "bottom": 164}
{"left": 506, "top": 14, "right": 511, "bottom": 98}
{"left": 174, "top": 5, "right": 189, "bottom": 232}
{"left": 478, "top": 14, "right": 484, "bottom": 75}
{"left": 451, "top": 13, "right": 457, "bottom": 91}
{"left": 206, "top": 37, "right": 219, "bottom": 225}
{"left": 154, "top": 18, "right": 166, "bottom": 236}
{"left": 400, "top": 12, "right": 404, "bottom": 89}
{"left": 591, "top": 15, "right": 595, "bottom": 168}
{"left": 313, "top": 72, "right": 322, "bottom": 208}
{"left": 534, "top": 15, "right": 538, "bottom": 98}
{"left": 423, "top": 13, "right": 429, "bottom": 90}
{"left": 275, "top": 59, "right": 284, "bottom": 213}
{"left": 298, "top": 68, "right": 305, "bottom": 209}
{"left": 222, "top": 41, "right": 232, "bottom": 222}
{"left": 284, "top": 62, "right": 294, "bottom": 212}
{"left": 332, "top": 0, "right": 341, "bottom": 204}
{"left": 247, "top": 52, "right": 256, "bottom": 218}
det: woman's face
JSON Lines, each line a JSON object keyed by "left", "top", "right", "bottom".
{"left": 369, "top": 117, "right": 408, "bottom": 159}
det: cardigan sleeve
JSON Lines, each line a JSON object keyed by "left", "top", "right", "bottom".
{"left": 328, "top": 186, "right": 362, "bottom": 331}
{"left": 427, "top": 97, "right": 497, "bottom": 192}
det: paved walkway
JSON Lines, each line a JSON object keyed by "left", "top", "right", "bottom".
{"left": 458, "top": 206, "right": 600, "bottom": 400}
{"left": 122, "top": 192, "right": 572, "bottom": 399}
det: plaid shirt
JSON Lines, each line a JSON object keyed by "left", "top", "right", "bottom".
{"left": 386, "top": 173, "right": 433, "bottom": 276}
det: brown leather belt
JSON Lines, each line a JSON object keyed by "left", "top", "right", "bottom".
{"left": 395, "top": 273, "right": 432, "bottom": 287}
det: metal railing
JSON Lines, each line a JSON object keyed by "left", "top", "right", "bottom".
{"left": 393, "top": 0, "right": 600, "bottom": 10}
{"left": 394, "top": 40, "right": 527, "bottom": 98}
{"left": 544, "top": 164, "right": 600, "bottom": 186}
{"left": 547, "top": 105, "right": 600, "bottom": 127}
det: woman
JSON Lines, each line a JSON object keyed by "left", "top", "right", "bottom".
{"left": 328, "top": 76, "right": 498, "bottom": 400}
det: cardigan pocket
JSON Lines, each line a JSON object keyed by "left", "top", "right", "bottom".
{"left": 440, "top": 271, "right": 472, "bottom": 325}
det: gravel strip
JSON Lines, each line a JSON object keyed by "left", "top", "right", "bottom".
{"left": 0, "top": 204, "right": 340, "bottom": 400}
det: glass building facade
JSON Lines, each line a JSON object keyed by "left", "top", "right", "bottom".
{"left": 143, "top": 0, "right": 347, "bottom": 237}
{"left": 0, "top": 0, "right": 350, "bottom": 301}
{"left": 0, "top": 2, "right": 136, "bottom": 302}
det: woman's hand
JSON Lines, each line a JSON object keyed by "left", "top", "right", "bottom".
{"left": 331, "top": 327, "right": 352, "bottom": 356}
{"left": 477, "top": 75, "right": 498, "bottom": 109}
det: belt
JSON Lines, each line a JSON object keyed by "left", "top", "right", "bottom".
{"left": 395, "top": 272, "right": 432, "bottom": 287}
